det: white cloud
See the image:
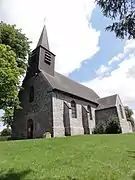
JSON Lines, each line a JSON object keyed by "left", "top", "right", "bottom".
{"left": 127, "top": 65, "right": 135, "bottom": 78}
{"left": 96, "top": 39, "right": 135, "bottom": 79}
{"left": 108, "top": 53, "right": 125, "bottom": 65}
{"left": 124, "top": 39, "right": 135, "bottom": 53}
{"left": 1, "top": 0, "right": 100, "bottom": 75}
{"left": 83, "top": 48, "right": 135, "bottom": 116}
{"left": 108, "top": 39, "right": 135, "bottom": 66}
{"left": 95, "top": 38, "right": 135, "bottom": 89}
{"left": 96, "top": 65, "right": 110, "bottom": 76}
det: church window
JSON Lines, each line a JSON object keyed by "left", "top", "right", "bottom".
{"left": 71, "top": 100, "right": 77, "bottom": 118}
{"left": 29, "top": 86, "right": 34, "bottom": 102}
{"left": 44, "top": 50, "right": 51, "bottom": 65}
{"left": 119, "top": 104, "right": 124, "bottom": 119}
{"left": 87, "top": 105, "right": 92, "bottom": 120}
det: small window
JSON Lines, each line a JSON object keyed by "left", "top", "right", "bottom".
{"left": 119, "top": 104, "right": 124, "bottom": 119}
{"left": 29, "top": 86, "right": 34, "bottom": 102}
{"left": 71, "top": 100, "right": 77, "bottom": 118}
{"left": 87, "top": 105, "right": 92, "bottom": 120}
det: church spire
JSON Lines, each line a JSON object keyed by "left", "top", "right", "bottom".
{"left": 28, "top": 24, "right": 55, "bottom": 77}
{"left": 37, "top": 25, "right": 50, "bottom": 50}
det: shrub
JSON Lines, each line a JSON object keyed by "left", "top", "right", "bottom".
{"left": 0, "top": 136, "right": 10, "bottom": 141}
{"left": 106, "top": 116, "right": 122, "bottom": 134}
{"left": 0, "top": 128, "right": 11, "bottom": 136}
{"left": 93, "top": 116, "right": 122, "bottom": 134}
{"left": 93, "top": 122, "right": 106, "bottom": 134}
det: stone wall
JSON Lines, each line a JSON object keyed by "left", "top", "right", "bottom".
{"left": 82, "top": 104, "right": 96, "bottom": 134}
{"left": 12, "top": 72, "right": 53, "bottom": 139}
{"left": 52, "top": 91, "right": 97, "bottom": 137}
{"left": 95, "top": 95, "right": 133, "bottom": 133}
{"left": 95, "top": 107, "right": 118, "bottom": 126}
{"left": 116, "top": 95, "right": 132, "bottom": 133}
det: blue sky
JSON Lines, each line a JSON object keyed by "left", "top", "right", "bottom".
{"left": 69, "top": 7, "right": 125, "bottom": 82}
{"left": 1, "top": 0, "right": 135, "bottom": 131}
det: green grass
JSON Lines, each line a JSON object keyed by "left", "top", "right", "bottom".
{"left": 0, "top": 134, "right": 135, "bottom": 180}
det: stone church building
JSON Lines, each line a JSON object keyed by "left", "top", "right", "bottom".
{"left": 12, "top": 26, "right": 132, "bottom": 139}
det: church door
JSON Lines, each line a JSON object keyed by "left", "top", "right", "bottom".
{"left": 27, "top": 119, "right": 34, "bottom": 139}
{"left": 82, "top": 106, "right": 90, "bottom": 134}
{"left": 63, "top": 102, "right": 71, "bottom": 136}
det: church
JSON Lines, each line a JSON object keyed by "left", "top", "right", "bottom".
{"left": 12, "top": 26, "right": 132, "bottom": 139}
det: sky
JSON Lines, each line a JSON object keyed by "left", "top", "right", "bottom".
{"left": 0, "top": 0, "right": 135, "bottom": 130}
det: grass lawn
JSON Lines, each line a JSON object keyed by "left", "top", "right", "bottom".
{"left": 0, "top": 134, "right": 135, "bottom": 180}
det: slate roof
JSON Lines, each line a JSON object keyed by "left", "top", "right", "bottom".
{"left": 96, "top": 94, "right": 118, "bottom": 110}
{"left": 41, "top": 70, "right": 99, "bottom": 104}
{"left": 37, "top": 25, "right": 50, "bottom": 50}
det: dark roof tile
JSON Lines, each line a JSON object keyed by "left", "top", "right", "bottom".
{"left": 37, "top": 25, "right": 50, "bottom": 50}
{"left": 96, "top": 94, "right": 118, "bottom": 110}
{"left": 41, "top": 70, "right": 99, "bottom": 103}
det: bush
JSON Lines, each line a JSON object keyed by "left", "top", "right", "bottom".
{"left": 0, "top": 128, "right": 11, "bottom": 136}
{"left": 93, "top": 116, "right": 122, "bottom": 134}
{"left": 106, "top": 116, "right": 122, "bottom": 134}
{"left": 93, "top": 122, "right": 106, "bottom": 134}
{"left": 0, "top": 136, "right": 10, "bottom": 141}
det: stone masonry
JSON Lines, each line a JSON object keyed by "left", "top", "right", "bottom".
{"left": 12, "top": 72, "right": 53, "bottom": 139}
{"left": 52, "top": 91, "right": 97, "bottom": 137}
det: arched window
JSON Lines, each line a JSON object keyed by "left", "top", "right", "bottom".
{"left": 87, "top": 105, "right": 92, "bottom": 120}
{"left": 29, "top": 86, "right": 34, "bottom": 102}
{"left": 119, "top": 104, "right": 124, "bottom": 119}
{"left": 71, "top": 100, "right": 77, "bottom": 118}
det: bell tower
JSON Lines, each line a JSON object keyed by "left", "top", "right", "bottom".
{"left": 28, "top": 25, "right": 55, "bottom": 77}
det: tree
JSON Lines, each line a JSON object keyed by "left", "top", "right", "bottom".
{"left": 0, "top": 128, "right": 11, "bottom": 136}
{"left": 0, "top": 44, "right": 21, "bottom": 127}
{"left": 124, "top": 106, "right": 134, "bottom": 129}
{"left": 0, "top": 22, "right": 31, "bottom": 127}
{"left": 0, "top": 22, "right": 31, "bottom": 74}
{"left": 95, "top": 0, "right": 135, "bottom": 39}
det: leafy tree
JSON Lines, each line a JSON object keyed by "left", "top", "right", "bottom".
{"left": 124, "top": 106, "right": 134, "bottom": 129}
{"left": 0, "top": 128, "right": 11, "bottom": 136}
{"left": 0, "top": 44, "right": 21, "bottom": 127}
{"left": 0, "top": 22, "right": 31, "bottom": 127}
{"left": 0, "top": 22, "right": 31, "bottom": 74}
{"left": 95, "top": 0, "right": 135, "bottom": 39}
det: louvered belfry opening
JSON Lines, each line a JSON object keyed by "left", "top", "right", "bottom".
{"left": 44, "top": 49, "right": 51, "bottom": 65}
{"left": 28, "top": 25, "right": 55, "bottom": 76}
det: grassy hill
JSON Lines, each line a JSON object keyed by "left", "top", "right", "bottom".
{"left": 0, "top": 134, "right": 135, "bottom": 180}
